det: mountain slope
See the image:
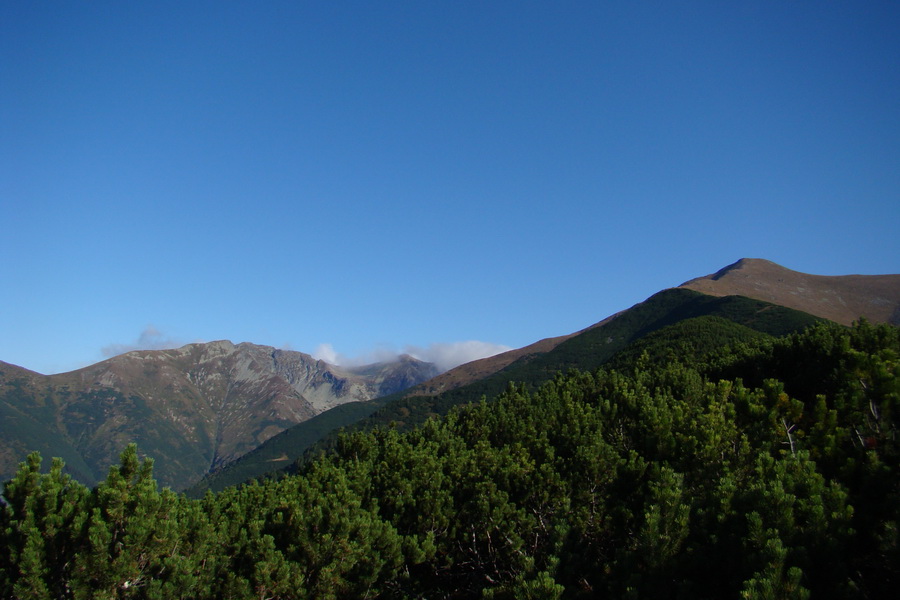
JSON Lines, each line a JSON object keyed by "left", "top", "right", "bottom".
{"left": 188, "top": 287, "right": 824, "bottom": 495}
{"left": 198, "top": 257, "right": 900, "bottom": 493}
{"left": 7, "top": 258, "right": 898, "bottom": 496}
{"left": 0, "top": 362, "right": 95, "bottom": 485}
{"left": 317, "top": 289, "right": 823, "bottom": 435}
{"left": 0, "top": 343, "right": 437, "bottom": 490}
{"left": 680, "top": 258, "right": 900, "bottom": 325}
{"left": 370, "top": 259, "right": 900, "bottom": 400}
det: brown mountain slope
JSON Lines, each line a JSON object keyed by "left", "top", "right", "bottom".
{"left": 680, "top": 258, "right": 900, "bottom": 326}
{"left": 401, "top": 313, "right": 621, "bottom": 398}
{"left": 405, "top": 259, "right": 899, "bottom": 398}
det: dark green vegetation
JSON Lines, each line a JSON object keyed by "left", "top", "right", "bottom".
{"left": 3, "top": 318, "right": 898, "bottom": 598}
{"left": 191, "top": 289, "right": 821, "bottom": 494}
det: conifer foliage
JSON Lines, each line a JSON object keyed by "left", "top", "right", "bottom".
{"left": 2, "top": 321, "right": 898, "bottom": 598}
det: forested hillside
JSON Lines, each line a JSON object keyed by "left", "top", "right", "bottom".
{"left": 2, "top": 320, "right": 898, "bottom": 598}
{"left": 189, "top": 288, "right": 821, "bottom": 495}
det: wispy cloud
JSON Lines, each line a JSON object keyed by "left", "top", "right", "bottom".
{"left": 312, "top": 343, "right": 340, "bottom": 365}
{"left": 313, "top": 340, "right": 512, "bottom": 373}
{"left": 312, "top": 343, "right": 401, "bottom": 367}
{"left": 405, "top": 341, "right": 513, "bottom": 372}
{"left": 101, "top": 326, "right": 183, "bottom": 358}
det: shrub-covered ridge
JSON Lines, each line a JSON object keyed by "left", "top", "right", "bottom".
{"left": 2, "top": 321, "right": 898, "bottom": 598}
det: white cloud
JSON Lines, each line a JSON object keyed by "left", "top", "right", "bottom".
{"left": 313, "top": 340, "right": 512, "bottom": 372}
{"left": 404, "top": 341, "right": 513, "bottom": 372}
{"left": 312, "top": 343, "right": 340, "bottom": 364}
{"left": 101, "top": 326, "right": 183, "bottom": 358}
{"left": 312, "top": 343, "right": 403, "bottom": 367}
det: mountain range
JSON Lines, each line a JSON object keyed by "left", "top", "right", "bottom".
{"left": 2, "top": 258, "right": 899, "bottom": 493}
{"left": 186, "top": 258, "right": 900, "bottom": 495}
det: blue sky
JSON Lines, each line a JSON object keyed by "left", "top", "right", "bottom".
{"left": 2, "top": 1, "right": 898, "bottom": 375}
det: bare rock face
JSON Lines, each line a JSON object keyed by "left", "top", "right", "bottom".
{"left": 0, "top": 343, "right": 437, "bottom": 490}
{"left": 680, "top": 258, "right": 900, "bottom": 326}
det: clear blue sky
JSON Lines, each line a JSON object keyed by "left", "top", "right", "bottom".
{"left": 2, "top": 1, "right": 898, "bottom": 375}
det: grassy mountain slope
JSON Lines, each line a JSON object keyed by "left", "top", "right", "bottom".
{"left": 399, "top": 330, "right": 587, "bottom": 397}
{"left": 681, "top": 258, "right": 900, "bottom": 325}
{"left": 0, "top": 363, "right": 95, "bottom": 484}
{"left": 380, "top": 258, "right": 899, "bottom": 401}
{"left": 317, "top": 290, "right": 822, "bottom": 432}
{"left": 189, "top": 288, "right": 822, "bottom": 494}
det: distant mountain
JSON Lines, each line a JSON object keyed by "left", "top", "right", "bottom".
{"left": 680, "top": 258, "right": 900, "bottom": 326}
{"left": 6, "top": 258, "right": 898, "bottom": 496}
{"left": 0, "top": 342, "right": 437, "bottom": 490}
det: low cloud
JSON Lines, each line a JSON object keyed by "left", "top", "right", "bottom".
{"left": 312, "top": 343, "right": 403, "bottom": 367}
{"left": 312, "top": 343, "right": 340, "bottom": 365}
{"left": 313, "top": 340, "right": 512, "bottom": 373}
{"left": 101, "top": 326, "right": 183, "bottom": 358}
{"left": 406, "top": 341, "right": 513, "bottom": 372}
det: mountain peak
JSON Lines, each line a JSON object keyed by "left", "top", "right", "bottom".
{"left": 0, "top": 340, "right": 438, "bottom": 490}
{"left": 707, "top": 258, "right": 783, "bottom": 280}
{"left": 681, "top": 259, "right": 900, "bottom": 326}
